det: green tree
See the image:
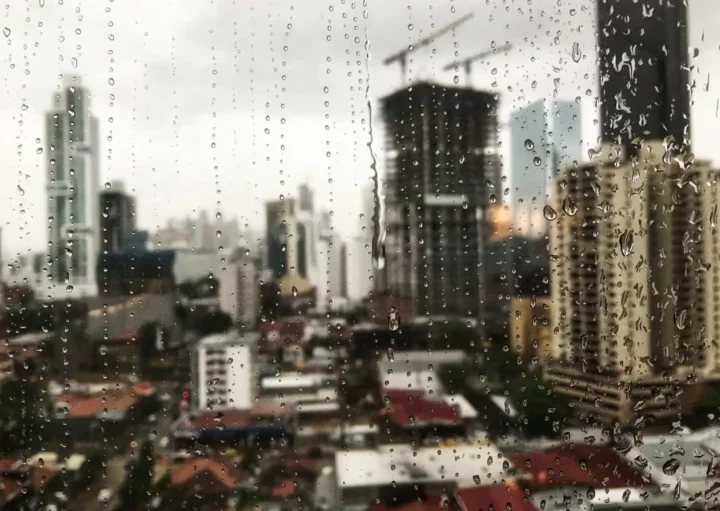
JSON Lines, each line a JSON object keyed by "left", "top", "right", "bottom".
{"left": 75, "top": 449, "right": 106, "bottom": 488}
{"left": 508, "top": 377, "right": 572, "bottom": 438}
{"left": 437, "top": 362, "right": 474, "bottom": 394}
{"left": 194, "top": 310, "right": 233, "bottom": 336}
{"left": 0, "top": 378, "right": 46, "bottom": 453}
{"left": 118, "top": 440, "right": 155, "bottom": 511}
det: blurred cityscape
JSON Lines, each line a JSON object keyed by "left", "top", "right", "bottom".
{"left": 0, "top": 1, "right": 719, "bottom": 511}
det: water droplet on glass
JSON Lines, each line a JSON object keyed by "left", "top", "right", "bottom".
{"left": 562, "top": 197, "right": 578, "bottom": 216}
{"left": 662, "top": 458, "right": 680, "bottom": 476}
{"left": 17, "top": 185, "right": 25, "bottom": 196}
{"left": 104, "top": 182, "right": 111, "bottom": 190}
{"left": 2, "top": 27, "right": 10, "bottom": 38}
{"left": 388, "top": 307, "right": 400, "bottom": 331}
{"left": 66, "top": 285, "right": 74, "bottom": 293}
{"left": 571, "top": 42, "right": 582, "bottom": 63}
{"left": 292, "top": 286, "right": 298, "bottom": 297}
{"left": 543, "top": 205, "right": 558, "bottom": 221}
{"left": 674, "top": 310, "right": 687, "bottom": 331}
{"left": 524, "top": 139, "right": 534, "bottom": 151}
{"left": 533, "top": 156, "right": 542, "bottom": 167}
{"left": 386, "top": 347, "right": 395, "bottom": 362}
{"left": 473, "top": 475, "right": 481, "bottom": 485}
{"left": 619, "top": 231, "right": 634, "bottom": 256}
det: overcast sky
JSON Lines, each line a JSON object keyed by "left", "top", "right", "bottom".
{"left": 0, "top": 0, "right": 718, "bottom": 259}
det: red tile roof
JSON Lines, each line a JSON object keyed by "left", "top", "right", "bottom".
{"left": 372, "top": 496, "right": 448, "bottom": 511}
{"left": 55, "top": 389, "right": 139, "bottom": 418}
{"left": 456, "top": 485, "right": 538, "bottom": 511}
{"left": 510, "top": 444, "right": 646, "bottom": 489}
{"left": 381, "top": 389, "right": 459, "bottom": 427}
{"left": 182, "top": 403, "right": 293, "bottom": 431}
{"left": 169, "top": 457, "right": 239, "bottom": 490}
{"left": 271, "top": 478, "right": 297, "bottom": 498}
{"left": 132, "top": 381, "right": 155, "bottom": 397}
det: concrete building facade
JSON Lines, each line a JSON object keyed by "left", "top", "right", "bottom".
{"left": 218, "top": 249, "right": 260, "bottom": 328}
{"left": 378, "top": 82, "right": 499, "bottom": 319}
{"left": 546, "top": 141, "right": 720, "bottom": 425}
{"left": 192, "top": 331, "right": 259, "bottom": 411}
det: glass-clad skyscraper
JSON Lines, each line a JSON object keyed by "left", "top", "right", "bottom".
{"left": 509, "top": 99, "right": 581, "bottom": 237}
{"left": 46, "top": 76, "right": 100, "bottom": 297}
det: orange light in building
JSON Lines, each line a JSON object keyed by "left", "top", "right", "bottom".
{"left": 489, "top": 205, "right": 512, "bottom": 241}
{"left": 182, "top": 390, "right": 190, "bottom": 400}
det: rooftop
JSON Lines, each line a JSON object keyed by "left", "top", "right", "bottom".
{"left": 510, "top": 444, "right": 647, "bottom": 490}
{"left": 176, "top": 402, "right": 293, "bottom": 433}
{"left": 335, "top": 443, "right": 514, "bottom": 489}
{"left": 381, "top": 389, "right": 462, "bottom": 428}
{"left": 167, "top": 457, "right": 241, "bottom": 490}
{"left": 456, "top": 484, "right": 538, "bottom": 511}
{"left": 261, "top": 373, "right": 336, "bottom": 391}
{"left": 198, "top": 329, "right": 261, "bottom": 347}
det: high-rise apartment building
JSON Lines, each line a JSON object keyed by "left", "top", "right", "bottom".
{"left": 219, "top": 248, "right": 260, "bottom": 328}
{"left": 379, "top": 82, "right": 499, "bottom": 318}
{"left": 597, "top": 0, "right": 690, "bottom": 148}
{"left": 546, "top": 141, "right": 720, "bottom": 425}
{"left": 191, "top": 331, "right": 259, "bottom": 411}
{"left": 46, "top": 76, "right": 100, "bottom": 297}
{"left": 100, "top": 180, "right": 136, "bottom": 254}
{"left": 509, "top": 100, "right": 581, "bottom": 236}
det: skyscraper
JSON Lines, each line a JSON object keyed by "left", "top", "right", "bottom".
{"left": 379, "top": 82, "right": 499, "bottom": 317}
{"left": 510, "top": 99, "right": 581, "bottom": 236}
{"left": 347, "top": 183, "right": 374, "bottom": 301}
{"left": 100, "top": 180, "right": 136, "bottom": 254}
{"left": 546, "top": 141, "right": 720, "bottom": 425}
{"left": 597, "top": 0, "right": 690, "bottom": 147}
{"left": 265, "top": 197, "right": 316, "bottom": 297}
{"left": 46, "top": 76, "right": 100, "bottom": 297}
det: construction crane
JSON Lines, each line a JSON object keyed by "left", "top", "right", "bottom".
{"left": 383, "top": 12, "right": 474, "bottom": 87}
{"left": 443, "top": 43, "right": 514, "bottom": 86}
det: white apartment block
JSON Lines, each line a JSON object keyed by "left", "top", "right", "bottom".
{"left": 192, "top": 330, "right": 259, "bottom": 411}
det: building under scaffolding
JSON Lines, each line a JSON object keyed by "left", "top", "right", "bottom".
{"left": 378, "top": 82, "right": 501, "bottom": 320}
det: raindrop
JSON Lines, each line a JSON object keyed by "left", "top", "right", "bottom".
{"left": 571, "top": 42, "right": 582, "bottom": 63}
{"left": 39, "top": 0, "right": 45, "bottom": 6}
{"left": 386, "top": 347, "right": 395, "bottom": 362}
{"left": 71, "top": 57, "right": 78, "bottom": 69}
{"left": 473, "top": 475, "right": 481, "bottom": 485}
{"left": 619, "top": 231, "right": 634, "bottom": 256}
{"left": 66, "top": 285, "right": 74, "bottom": 293}
{"left": 104, "top": 182, "right": 111, "bottom": 190}
{"left": 2, "top": 27, "right": 10, "bottom": 38}
{"left": 524, "top": 139, "right": 534, "bottom": 151}
{"left": 533, "top": 156, "right": 542, "bottom": 166}
{"left": 543, "top": 205, "right": 558, "bottom": 221}
{"left": 562, "top": 196, "right": 578, "bottom": 216}
{"left": 674, "top": 310, "right": 687, "bottom": 331}
{"left": 292, "top": 286, "right": 298, "bottom": 297}
{"left": 388, "top": 307, "right": 400, "bottom": 331}
{"left": 662, "top": 458, "right": 681, "bottom": 476}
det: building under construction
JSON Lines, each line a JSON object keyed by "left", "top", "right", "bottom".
{"left": 378, "top": 82, "right": 500, "bottom": 319}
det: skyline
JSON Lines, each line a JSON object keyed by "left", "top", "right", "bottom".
{"left": 1, "top": 0, "right": 720, "bottom": 259}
